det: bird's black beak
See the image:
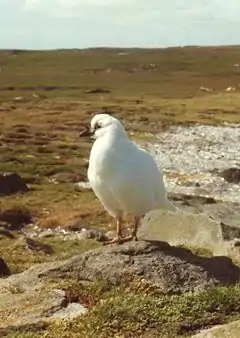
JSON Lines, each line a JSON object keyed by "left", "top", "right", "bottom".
{"left": 79, "top": 127, "right": 93, "bottom": 138}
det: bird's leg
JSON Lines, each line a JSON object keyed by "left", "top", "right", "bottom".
{"left": 131, "top": 216, "right": 140, "bottom": 241}
{"left": 120, "top": 216, "right": 141, "bottom": 243}
{"left": 103, "top": 216, "right": 123, "bottom": 245}
{"left": 116, "top": 216, "right": 123, "bottom": 239}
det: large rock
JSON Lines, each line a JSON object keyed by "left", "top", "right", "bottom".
{"left": 139, "top": 209, "right": 225, "bottom": 254}
{"left": 0, "top": 173, "right": 29, "bottom": 196}
{"left": 40, "top": 241, "right": 240, "bottom": 293}
{"left": 0, "top": 241, "right": 239, "bottom": 330}
{"left": 0, "top": 260, "right": 87, "bottom": 330}
{"left": 192, "top": 320, "right": 240, "bottom": 337}
{"left": 168, "top": 193, "right": 240, "bottom": 241}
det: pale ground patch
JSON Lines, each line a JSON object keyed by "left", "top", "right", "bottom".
{"left": 145, "top": 124, "right": 240, "bottom": 203}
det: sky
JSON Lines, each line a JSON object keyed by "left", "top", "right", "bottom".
{"left": 1, "top": 0, "right": 240, "bottom": 49}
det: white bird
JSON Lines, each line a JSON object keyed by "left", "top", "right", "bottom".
{"left": 80, "top": 113, "right": 176, "bottom": 244}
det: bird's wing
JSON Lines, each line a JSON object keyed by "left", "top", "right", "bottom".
{"left": 90, "top": 179, "right": 122, "bottom": 217}
{"left": 108, "top": 143, "right": 172, "bottom": 215}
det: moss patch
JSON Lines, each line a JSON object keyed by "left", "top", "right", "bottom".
{"left": 6, "top": 281, "right": 239, "bottom": 338}
{"left": 48, "top": 283, "right": 240, "bottom": 337}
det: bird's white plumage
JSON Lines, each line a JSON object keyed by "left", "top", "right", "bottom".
{"left": 87, "top": 114, "right": 175, "bottom": 219}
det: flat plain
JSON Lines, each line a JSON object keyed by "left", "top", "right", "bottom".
{"left": 0, "top": 46, "right": 240, "bottom": 338}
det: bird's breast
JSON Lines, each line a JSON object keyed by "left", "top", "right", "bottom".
{"left": 88, "top": 143, "right": 117, "bottom": 181}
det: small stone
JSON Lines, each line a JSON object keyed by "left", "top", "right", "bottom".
{"left": 89, "top": 229, "right": 108, "bottom": 242}
{"left": 0, "top": 227, "right": 15, "bottom": 239}
{"left": 50, "top": 172, "right": 85, "bottom": 184}
{"left": 14, "top": 236, "right": 54, "bottom": 255}
{"left": 65, "top": 219, "right": 84, "bottom": 232}
{"left": 51, "top": 302, "right": 87, "bottom": 319}
{"left": 75, "top": 228, "right": 107, "bottom": 242}
{"left": 87, "top": 229, "right": 103, "bottom": 240}
{"left": 75, "top": 181, "right": 91, "bottom": 190}
{"left": 233, "top": 239, "right": 240, "bottom": 247}
{"left": 38, "top": 230, "right": 55, "bottom": 238}
{"left": 0, "top": 257, "right": 11, "bottom": 277}
{"left": 26, "top": 238, "right": 54, "bottom": 254}
{"left": 105, "top": 230, "right": 116, "bottom": 240}
{"left": 76, "top": 230, "right": 90, "bottom": 241}
{"left": 0, "top": 172, "right": 29, "bottom": 196}
{"left": 219, "top": 167, "right": 240, "bottom": 184}
{"left": 85, "top": 88, "right": 111, "bottom": 94}
{"left": 52, "top": 288, "right": 66, "bottom": 297}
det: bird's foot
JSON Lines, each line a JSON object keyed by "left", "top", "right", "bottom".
{"left": 122, "top": 234, "right": 138, "bottom": 242}
{"left": 102, "top": 236, "right": 122, "bottom": 245}
{"left": 102, "top": 234, "right": 138, "bottom": 245}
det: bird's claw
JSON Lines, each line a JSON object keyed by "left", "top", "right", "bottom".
{"left": 102, "top": 235, "right": 138, "bottom": 245}
{"left": 121, "top": 235, "right": 138, "bottom": 242}
{"left": 102, "top": 237, "right": 122, "bottom": 245}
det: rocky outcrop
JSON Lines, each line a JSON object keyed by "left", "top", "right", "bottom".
{"left": 0, "top": 259, "right": 87, "bottom": 330}
{"left": 46, "top": 241, "right": 240, "bottom": 292}
{"left": 139, "top": 209, "right": 224, "bottom": 254}
{"left": 168, "top": 193, "right": 240, "bottom": 234}
{"left": 139, "top": 205, "right": 240, "bottom": 256}
{"left": 0, "top": 240, "right": 239, "bottom": 330}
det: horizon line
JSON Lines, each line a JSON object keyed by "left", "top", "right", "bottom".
{"left": 1, "top": 44, "right": 240, "bottom": 52}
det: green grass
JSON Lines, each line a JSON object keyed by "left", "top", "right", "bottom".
{"left": 0, "top": 236, "right": 100, "bottom": 274}
{"left": 66, "top": 286, "right": 240, "bottom": 338}
{"left": 1, "top": 47, "right": 240, "bottom": 98}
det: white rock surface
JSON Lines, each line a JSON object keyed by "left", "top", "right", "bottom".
{"left": 139, "top": 209, "right": 225, "bottom": 254}
{"left": 52, "top": 302, "right": 87, "bottom": 319}
{"left": 192, "top": 320, "right": 240, "bottom": 337}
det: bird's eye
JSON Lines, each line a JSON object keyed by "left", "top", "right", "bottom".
{"left": 95, "top": 124, "right": 101, "bottom": 130}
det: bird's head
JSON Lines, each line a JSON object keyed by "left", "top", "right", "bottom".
{"left": 80, "top": 113, "right": 126, "bottom": 140}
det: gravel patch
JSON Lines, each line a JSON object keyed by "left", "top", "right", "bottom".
{"left": 146, "top": 124, "right": 240, "bottom": 203}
